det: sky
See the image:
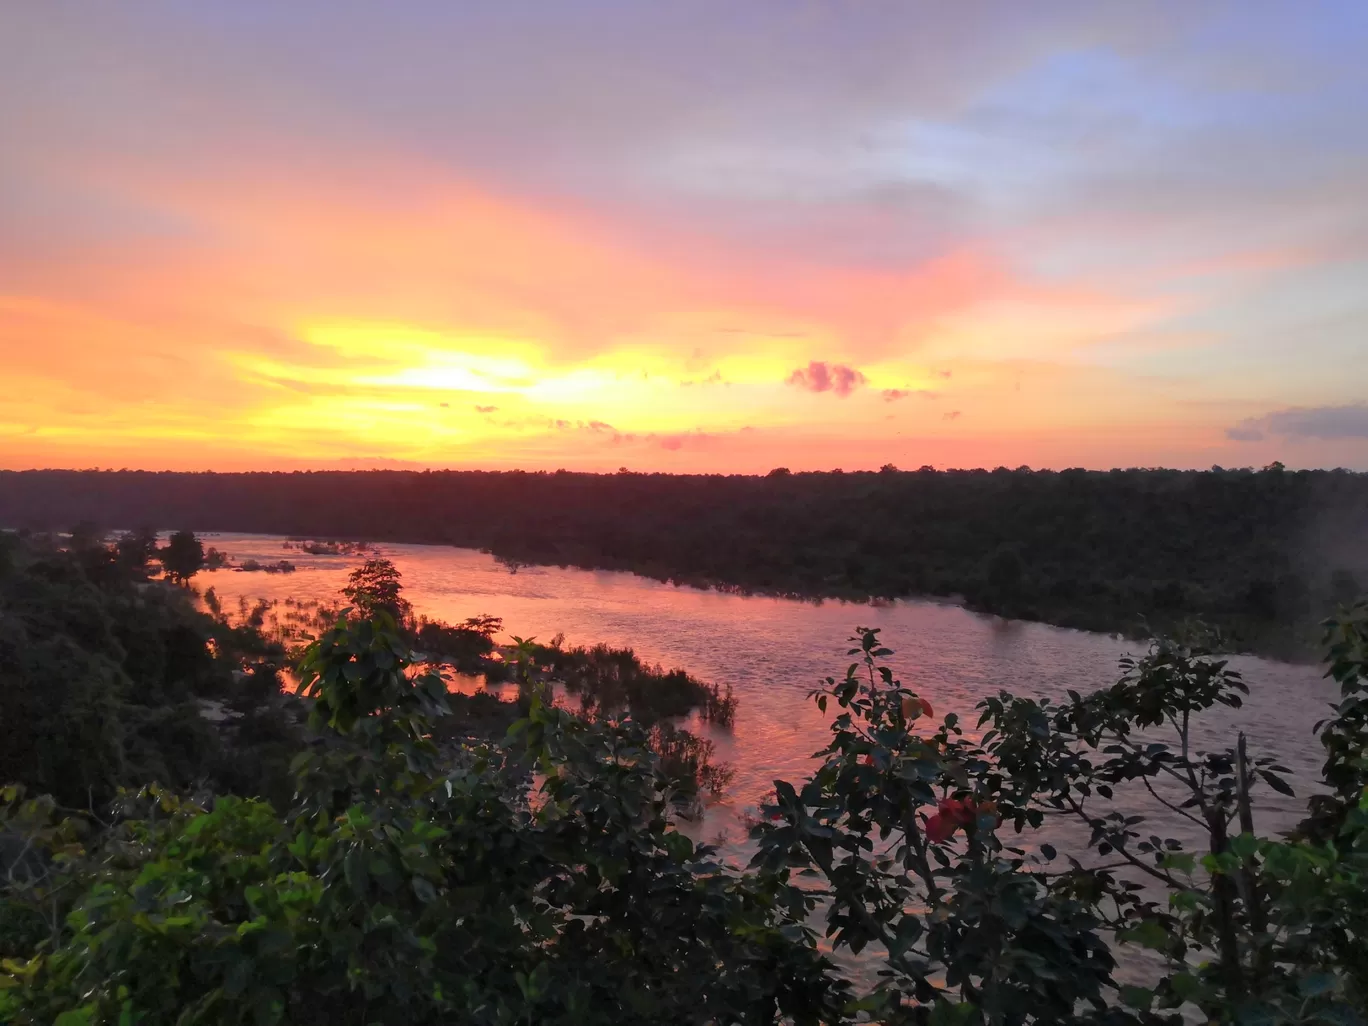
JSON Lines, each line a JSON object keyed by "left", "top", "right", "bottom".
{"left": 2, "top": 2, "right": 1367, "bottom": 473}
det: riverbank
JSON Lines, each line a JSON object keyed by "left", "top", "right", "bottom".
{"left": 467, "top": 548, "right": 1327, "bottom": 663}
{"left": 8, "top": 465, "right": 1358, "bottom": 661}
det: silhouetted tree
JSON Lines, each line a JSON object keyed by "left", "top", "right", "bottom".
{"left": 116, "top": 527, "right": 159, "bottom": 574}
{"left": 67, "top": 520, "right": 103, "bottom": 552}
{"left": 343, "top": 557, "right": 409, "bottom": 621}
{"left": 160, "top": 530, "right": 204, "bottom": 584}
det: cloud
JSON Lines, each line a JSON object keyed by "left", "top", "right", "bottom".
{"left": 943, "top": 410, "right": 962, "bottom": 421}
{"left": 679, "top": 370, "right": 725, "bottom": 387}
{"left": 656, "top": 429, "right": 727, "bottom": 451}
{"left": 4, "top": 6, "right": 1368, "bottom": 473}
{"left": 543, "top": 417, "right": 618, "bottom": 435}
{"left": 882, "top": 388, "right": 939, "bottom": 402}
{"left": 786, "top": 361, "right": 867, "bottom": 397}
{"left": 1227, "top": 403, "right": 1368, "bottom": 442}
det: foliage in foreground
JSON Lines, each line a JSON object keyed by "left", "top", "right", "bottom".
{"left": 3, "top": 530, "right": 1368, "bottom": 1022}
{"left": 1, "top": 614, "right": 840, "bottom": 1025}
{"left": 753, "top": 610, "right": 1368, "bottom": 1023}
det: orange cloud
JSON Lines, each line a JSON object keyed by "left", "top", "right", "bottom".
{"left": 0, "top": 154, "right": 1311, "bottom": 472}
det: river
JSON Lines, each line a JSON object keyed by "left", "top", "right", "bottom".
{"left": 198, "top": 532, "right": 1335, "bottom": 856}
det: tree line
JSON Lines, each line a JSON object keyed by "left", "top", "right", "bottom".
{"left": 2, "top": 464, "right": 1366, "bottom": 654}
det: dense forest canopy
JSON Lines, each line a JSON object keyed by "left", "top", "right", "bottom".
{"left": 3, "top": 465, "right": 1366, "bottom": 654}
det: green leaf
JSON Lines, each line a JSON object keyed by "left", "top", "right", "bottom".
{"left": 1121, "top": 920, "right": 1167, "bottom": 950}
{"left": 1259, "top": 769, "right": 1295, "bottom": 796}
{"left": 1229, "top": 833, "right": 1258, "bottom": 860}
{"left": 1169, "top": 971, "right": 1202, "bottom": 1002}
{"left": 1160, "top": 851, "right": 1196, "bottom": 874}
{"left": 1120, "top": 986, "right": 1154, "bottom": 1010}
{"left": 344, "top": 849, "right": 369, "bottom": 893}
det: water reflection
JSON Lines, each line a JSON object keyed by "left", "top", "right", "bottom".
{"left": 199, "top": 532, "right": 1334, "bottom": 860}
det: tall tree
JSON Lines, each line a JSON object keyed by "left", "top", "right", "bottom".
{"left": 342, "top": 557, "right": 410, "bottom": 622}
{"left": 66, "top": 520, "right": 103, "bottom": 552}
{"left": 160, "top": 530, "right": 204, "bottom": 584}
{"left": 115, "top": 527, "right": 159, "bottom": 574}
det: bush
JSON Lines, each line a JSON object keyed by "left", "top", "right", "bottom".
{"left": 0, "top": 537, "right": 296, "bottom": 806}
{"left": 0, "top": 617, "right": 841, "bottom": 1025}
{"left": 748, "top": 610, "right": 1368, "bottom": 1022}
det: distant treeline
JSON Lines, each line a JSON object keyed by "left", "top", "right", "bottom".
{"left": 3, "top": 465, "right": 1366, "bottom": 655}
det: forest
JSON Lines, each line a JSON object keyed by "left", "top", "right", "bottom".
{"left": 3, "top": 464, "right": 1366, "bottom": 655}
{"left": 4, "top": 526, "right": 1368, "bottom": 1023}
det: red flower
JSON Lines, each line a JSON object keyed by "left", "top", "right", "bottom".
{"left": 901, "top": 695, "right": 935, "bottom": 721}
{"left": 925, "top": 812, "right": 956, "bottom": 843}
{"left": 938, "top": 797, "right": 975, "bottom": 825}
{"left": 925, "top": 795, "right": 986, "bottom": 843}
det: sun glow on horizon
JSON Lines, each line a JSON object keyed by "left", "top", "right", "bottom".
{"left": 3, "top": 4, "right": 1366, "bottom": 472}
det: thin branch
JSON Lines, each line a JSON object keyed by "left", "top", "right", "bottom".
{"left": 1062, "top": 794, "right": 1185, "bottom": 889}
{"left": 1140, "top": 775, "right": 1205, "bottom": 828}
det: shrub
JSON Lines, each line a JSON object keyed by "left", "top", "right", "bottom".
{"left": 0, "top": 616, "right": 841, "bottom": 1025}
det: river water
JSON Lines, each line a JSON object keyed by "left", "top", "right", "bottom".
{"left": 198, "top": 533, "right": 1335, "bottom": 857}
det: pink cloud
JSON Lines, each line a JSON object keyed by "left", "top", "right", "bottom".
{"left": 883, "top": 388, "right": 939, "bottom": 402}
{"left": 786, "top": 361, "right": 867, "bottom": 397}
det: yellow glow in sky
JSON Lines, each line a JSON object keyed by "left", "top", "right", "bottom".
{"left": 5, "top": 2, "right": 1367, "bottom": 471}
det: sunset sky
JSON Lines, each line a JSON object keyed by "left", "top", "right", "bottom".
{"left": 2, "top": 2, "right": 1367, "bottom": 472}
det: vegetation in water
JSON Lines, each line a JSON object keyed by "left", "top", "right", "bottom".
{"left": 3, "top": 525, "right": 1368, "bottom": 1023}
{"left": 4, "top": 464, "right": 1366, "bottom": 656}
{"left": 235, "top": 558, "right": 296, "bottom": 574}
{"left": 525, "top": 635, "right": 738, "bottom": 727}
{"left": 283, "top": 539, "right": 370, "bottom": 556}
